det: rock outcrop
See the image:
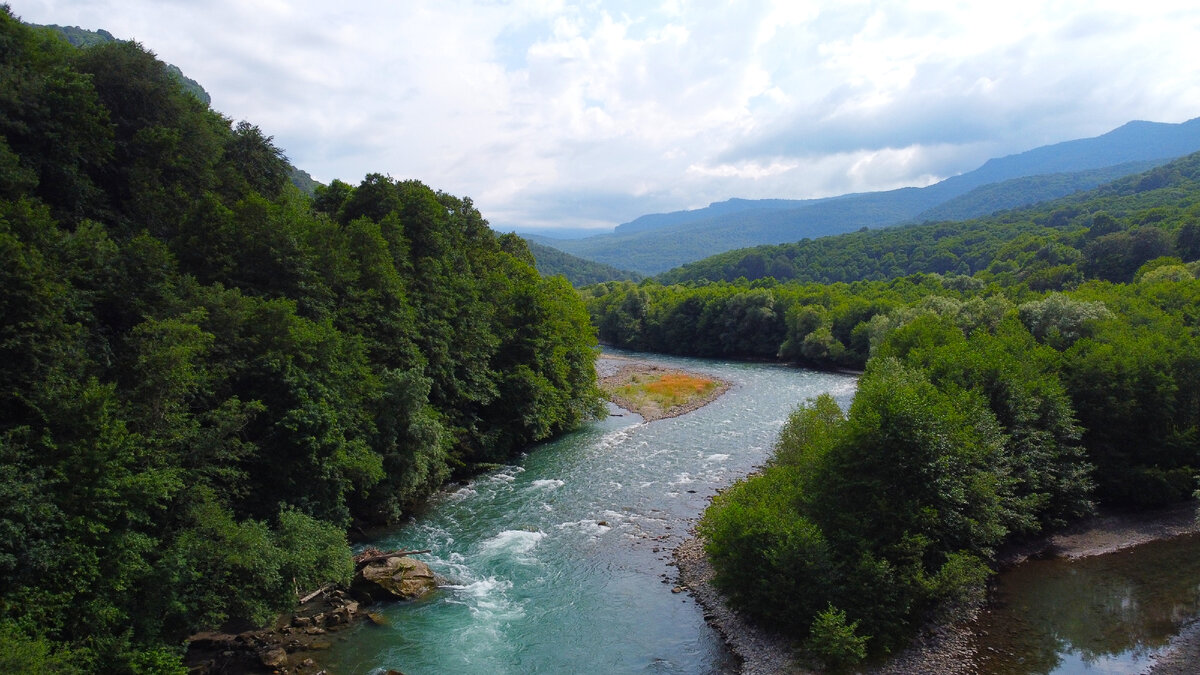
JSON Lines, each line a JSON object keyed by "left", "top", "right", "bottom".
{"left": 185, "top": 549, "right": 436, "bottom": 673}
{"left": 353, "top": 555, "right": 439, "bottom": 601}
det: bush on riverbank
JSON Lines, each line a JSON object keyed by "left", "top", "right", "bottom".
{"left": 701, "top": 357, "right": 1017, "bottom": 657}
{"left": 698, "top": 276, "right": 1200, "bottom": 662}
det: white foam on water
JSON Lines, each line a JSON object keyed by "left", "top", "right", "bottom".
{"left": 485, "top": 466, "right": 525, "bottom": 484}
{"left": 442, "top": 576, "right": 524, "bottom": 622}
{"left": 478, "top": 529, "right": 546, "bottom": 564}
{"left": 596, "top": 427, "right": 635, "bottom": 452}
{"left": 703, "top": 453, "right": 730, "bottom": 462}
{"left": 444, "top": 485, "right": 477, "bottom": 501}
{"left": 530, "top": 478, "right": 565, "bottom": 490}
{"left": 598, "top": 509, "right": 627, "bottom": 523}
{"left": 555, "top": 519, "right": 612, "bottom": 535}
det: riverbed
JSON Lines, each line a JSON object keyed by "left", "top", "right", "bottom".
{"left": 318, "top": 351, "right": 857, "bottom": 673}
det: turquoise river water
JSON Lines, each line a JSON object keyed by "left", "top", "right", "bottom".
{"left": 321, "top": 352, "right": 857, "bottom": 674}
{"left": 320, "top": 352, "right": 1200, "bottom": 674}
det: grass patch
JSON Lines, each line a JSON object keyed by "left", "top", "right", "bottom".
{"left": 613, "top": 372, "right": 720, "bottom": 412}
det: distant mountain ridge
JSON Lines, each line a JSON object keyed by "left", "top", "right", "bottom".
{"left": 656, "top": 149, "right": 1200, "bottom": 287}
{"left": 533, "top": 117, "right": 1200, "bottom": 275}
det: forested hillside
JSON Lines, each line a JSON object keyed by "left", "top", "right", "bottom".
{"left": 586, "top": 156, "right": 1200, "bottom": 667}
{"left": 658, "top": 152, "right": 1200, "bottom": 286}
{"left": 0, "top": 11, "right": 600, "bottom": 672}
{"left": 909, "top": 160, "right": 1163, "bottom": 223}
{"left": 527, "top": 239, "right": 641, "bottom": 286}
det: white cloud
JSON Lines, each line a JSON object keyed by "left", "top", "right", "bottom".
{"left": 13, "top": 0, "right": 1200, "bottom": 231}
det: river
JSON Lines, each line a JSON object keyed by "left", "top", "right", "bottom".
{"left": 320, "top": 352, "right": 858, "bottom": 674}
{"left": 967, "top": 533, "right": 1200, "bottom": 674}
{"left": 319, "top": 351, "right": 1200, "bottom": 674}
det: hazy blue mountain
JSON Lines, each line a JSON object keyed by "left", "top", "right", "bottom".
{"left": 612, "top": 198, "right": 811, "bottom": 235}
{"left": 538, "top": 117, "right": 1200, "bottom": 275}
{"left": 656, "top": 150, "right": 1200, "bottom": 287}
{"left": 910, "top": 159, "right": 1166, "bottom": 223}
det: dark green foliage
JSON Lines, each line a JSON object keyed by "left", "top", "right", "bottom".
{"left": 0, "top": 10, "right": 600, "bottom": 669}
{"left": 32, "top": 21, "right": 211, "bottom": 105}
{"left": 701, "top": 359, "right": 1018, "bottom": 654}
{"left": 806, "top": 605, "right": 870, "bottom": 670}
{"left": 686, "top": 271, "right": 1195, "bottom": 654}
{"left": 699, "top": 465, "right": 833, "bottom": 631}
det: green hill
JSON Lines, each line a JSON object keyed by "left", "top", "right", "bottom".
{"left": 656, "top": 152, "right": 1200, "bottom": 287}
{"left": 33, "top": 22, "right": 214, "bottom": 104}
{"left": 910, "top": 160, "right": 1164, "bottom": 223}
{"left": 527, "top": 240, "right": 641, "bottom": 285}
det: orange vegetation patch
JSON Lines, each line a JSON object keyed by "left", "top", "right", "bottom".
{"left": 639, "top": 372, "right": 718, "bottom": 398}
{"left": 600, "top": 363, "right": 730, "bottom": 422}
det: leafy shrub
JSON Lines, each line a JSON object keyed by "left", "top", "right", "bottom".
{"left": 699, "top": 467, "right": 834, "bottom": 632}
{"left": 805, "top": 604, "right": 869, "bottom": 670}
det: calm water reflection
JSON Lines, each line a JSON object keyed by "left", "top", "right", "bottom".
{"left": 970, "top": 533, "right": 1200, "bottom": 674}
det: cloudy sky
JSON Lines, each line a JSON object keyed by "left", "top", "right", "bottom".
{"left": 15, "top": 1, "right": 1200, "bottom": 233}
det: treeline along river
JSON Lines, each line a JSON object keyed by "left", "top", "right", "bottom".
{"left": 322, "top": 352, "right": 857, "bottom": 673}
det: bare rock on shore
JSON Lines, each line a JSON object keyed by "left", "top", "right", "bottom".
{"left": 185, "top": 588, "right": 365, "bottom": 674}
{"left": 354, "top": 556, "right": 438, "bottom": 601}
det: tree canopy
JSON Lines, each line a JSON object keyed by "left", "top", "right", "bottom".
{"left": 0, "top": 11, "right": 600, "bottom": 671}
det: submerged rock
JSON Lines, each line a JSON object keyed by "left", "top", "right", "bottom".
{"left": 354, "top": 556, "right": 439, "bottom": 601}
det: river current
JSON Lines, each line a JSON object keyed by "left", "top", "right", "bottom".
{"left": 321, "top": 352, "right": 858, "bottom": 674}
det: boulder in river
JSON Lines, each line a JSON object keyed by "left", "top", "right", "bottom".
{"left": 354, "top": 556, "right": 439, "bottom": 601}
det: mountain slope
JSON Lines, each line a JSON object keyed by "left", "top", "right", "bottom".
{"left": 33, "top": 22, "right": 214, "bottom": 104}
{"left": 540, "top": 118, "right": 1200, "bottom": 275}
{"left": 527, "top": 240, "right": 641, "bottom": 285}
{"left": 911, "top": 159, "right": 1165, "bottom": 223}
{"left": 656, "top": 151, "right": 1200, "bottom": 286}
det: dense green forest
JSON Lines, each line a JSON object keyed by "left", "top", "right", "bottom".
{"left": 0, "top": 11, "right": 600, "bottom": 672}
{"left": 585, "top": 158, "right": 1200, "bottom": 666}
{"left": 29, "top": 21, "right": 322, "bottom": 198}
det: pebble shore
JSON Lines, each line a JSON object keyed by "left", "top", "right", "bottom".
{"left": 674, "top": 536, "right": 809, "bottom": 675}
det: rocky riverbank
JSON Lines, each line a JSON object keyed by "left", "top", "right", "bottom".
{"left": 184, "top": 550, "right": 438, "bottom": 674}
{"left": 675, "top": 503, "right": 1200, "bottom": 674}
{"left": 675, "top": 536, "right": 808, "bottom": 675}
